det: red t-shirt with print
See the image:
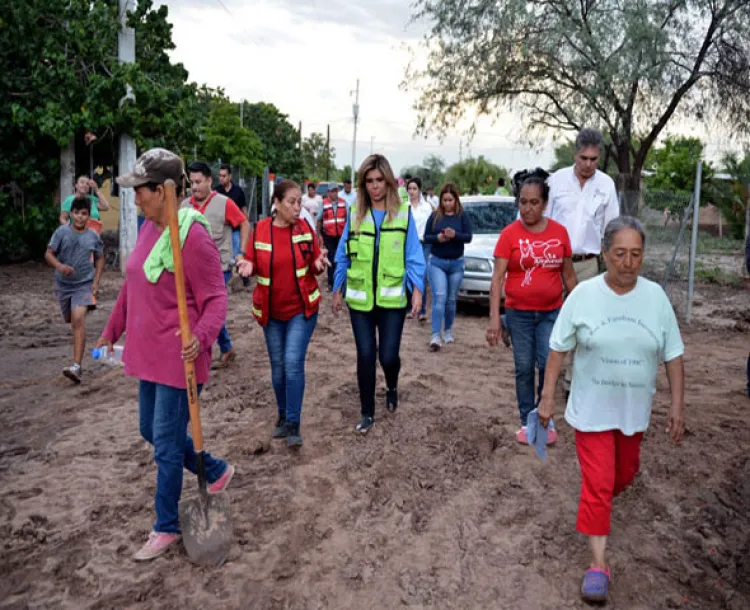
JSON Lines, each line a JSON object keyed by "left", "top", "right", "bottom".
{"left": 245, "top": 222, "right": 321, "bottom": 321}
{"left": 493, "top": 218, "right": 572, "bottom": 311}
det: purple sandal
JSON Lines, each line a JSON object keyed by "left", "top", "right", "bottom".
{"left": 581, "top": 567, "right": 610, "bottom": 603}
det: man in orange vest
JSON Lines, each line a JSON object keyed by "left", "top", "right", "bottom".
{"left": 316, "top": 182, "right": 347, "bottom": 291}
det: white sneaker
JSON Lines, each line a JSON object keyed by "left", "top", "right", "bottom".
{"left": 429, "top": 334, "right": 442, "bottom": 351}
{"left": 444, "top": 330, "right": 454, "bottom": 344}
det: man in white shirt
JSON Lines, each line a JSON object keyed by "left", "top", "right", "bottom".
{"left": 426, "top": 186, "right": 439, "bottom": 208}
{"left": 547, "top": 127, "right": 620, "bottom": 393}
{"left": 340, "top": 178, "right": 357, "bottom": 210}
{"left": 301, "top": 182, "right": 323, "bottom": 217}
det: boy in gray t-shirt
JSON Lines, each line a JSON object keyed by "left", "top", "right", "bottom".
{"left": 45, "top": 196, "right": 104, "bottom": 383}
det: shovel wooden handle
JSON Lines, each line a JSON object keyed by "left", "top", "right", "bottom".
{"left": 164, "top": 180, "right": 204, "bottom": 452}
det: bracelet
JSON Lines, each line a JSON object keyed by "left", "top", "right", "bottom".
{"left": 238, "top": 250, "right": 246, "bottom": 256}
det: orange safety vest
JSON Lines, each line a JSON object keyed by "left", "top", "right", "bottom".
{"left": 321, "top": 199, "right": 347, "bottom": 237}
{"left": 251, "top": 217, "right": 321, "bottom": 327}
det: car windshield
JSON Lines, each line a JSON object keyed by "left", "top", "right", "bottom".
{"left": 463, "top": 201, "right": 518, "bottom": 234}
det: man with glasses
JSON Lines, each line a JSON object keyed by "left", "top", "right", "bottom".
{"left": 548, "top": 128, "right": 620, "bottom": 395}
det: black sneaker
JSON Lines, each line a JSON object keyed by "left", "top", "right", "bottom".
{"left": 355, "top": 416, "right": 374, "bottom": 435}
{"left": 272, "top": 416, "right": 288, "bottom": 439}
{"left": 386, "top": 388, "right": 398, "bottom": 413}
{"left": 286, "top": 423, "right": 303, "bottom": 448}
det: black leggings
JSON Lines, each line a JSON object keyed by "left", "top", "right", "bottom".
{"left": 349, "top": 306, "right": 407, "bottom": 417}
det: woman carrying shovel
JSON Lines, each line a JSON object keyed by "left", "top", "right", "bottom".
{"left": 96, "top": 148, "right": 235, "bottom": 562}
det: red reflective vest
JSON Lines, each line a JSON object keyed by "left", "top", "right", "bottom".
{"left": 251, "top": 217, "right": 321, "bottom": 327}
{"left": 321, "top": 199, "right": 347, "bottom": 237}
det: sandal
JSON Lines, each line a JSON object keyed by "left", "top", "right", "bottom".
{"left": 581, "top": 567, "right": 610, "bottom": 603}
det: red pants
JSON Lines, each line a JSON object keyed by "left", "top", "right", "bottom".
{"left": 575, "top": 429, "right": 644, "bottom": 536}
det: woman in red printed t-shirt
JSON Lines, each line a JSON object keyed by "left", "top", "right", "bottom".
{"left": 486, "top": 175, "right": 577, "bottom": 444}
{"left": 238, "top": 180, "right": 330, "bottom": 449}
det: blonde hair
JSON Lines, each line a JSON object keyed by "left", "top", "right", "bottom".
{"left": 354, "top": 154, "right": 401, "bottom": 230}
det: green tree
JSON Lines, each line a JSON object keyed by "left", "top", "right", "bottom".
{"left": 713, "top": 151, "right": 750, "bottom": 239}
{"left": 407, "top": 1, "right": 750, "bottom": 214}
{"left": 301, "top": 132, "right": 336, "bottom": 180}
{"left": 445, "top": 156, "right": 508, "bottom": 195}
{"left": 201, "top": 101, "right": 264, "bottom": 176}
{"left": 646, "top": 137, "right": 713, "bottom": 196}
{"left": 401, "top": 154, "right": 447, "bottom": 189}
{"left": 338, "top": 165, "right": 358, "bottom": 183}
{"left": 0, "top": 0, "right": 210, "bottom": 261}
{"left": 241, "top": 102, "right": 303, "bottom": 180}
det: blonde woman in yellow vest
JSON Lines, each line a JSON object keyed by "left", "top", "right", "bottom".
{"left": 331, "top": 155, "right": 426, "bottom": 434}
{"left": 183, "top": 161, "right": 251, "bottom": 366}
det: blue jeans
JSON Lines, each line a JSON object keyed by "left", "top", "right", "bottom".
{"left": 138, "top": 381, "right": 228, "bottom": 534}
{"left": 350, "top": 306, "right": 407, "bottom": 417}
{"left": 262, "top": 313, "right": 318, "bottom": 424}
{"left": 505, "top": 308, "right": 560, "bottom": 426}
{"left": 430, "top": 256, "right": 464, "bottom": 335}
{"left": 420, "top": 242, "right": 431, "bottom": 316}
{"left": 217, "top": 271, "right": 233, "bottom": 354}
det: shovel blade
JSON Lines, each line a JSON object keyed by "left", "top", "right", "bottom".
{"left": 179, "top": 491, "right": 233, "bottom": 567}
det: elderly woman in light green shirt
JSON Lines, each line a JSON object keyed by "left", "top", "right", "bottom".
{"left": 538, "top": 216, "right": 685, "bottom": 604}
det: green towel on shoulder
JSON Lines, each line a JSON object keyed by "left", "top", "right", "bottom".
{"left": 143, "top": 208, "right": 212, "bottom": 283}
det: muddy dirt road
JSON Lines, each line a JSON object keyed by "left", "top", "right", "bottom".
{"left": 1, "top": 264, "right": 749, "bottom": 609}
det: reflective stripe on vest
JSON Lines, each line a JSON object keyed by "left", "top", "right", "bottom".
{"left": 345, "top": 203, "right": 409, "bottom": 311}
{"left": 295, "top": 266, "right": 308, "bottom": 278}
{"left": 255, "top": 241, "right": 272, "bottom": 252}
{"left": 252, "top": 306, "right": 263, "bottom": 318}
{"left": 257, "top": 276, "right": 270, "bottom": 286}
{"left": 308, "top": 288, "right": 321, "bottom": 303}
{"left": 292, "top": 233, "right": 313, "bottom": 243}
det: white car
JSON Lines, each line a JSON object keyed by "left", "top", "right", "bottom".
{"left": 456, "top": 195, "right": 518, "bottom": 303}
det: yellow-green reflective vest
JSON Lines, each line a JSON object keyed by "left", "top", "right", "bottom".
{"left": 345, "top": 204, "right": 409, "bottom": 311}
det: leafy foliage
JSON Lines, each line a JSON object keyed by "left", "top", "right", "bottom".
{"left": 400, "top": 154, "right": 446, "bottom": 189}
{"left": 0, "top": 0, "right": 210, "bottom": 262}
{"left": 444, "top": 156, "right": 508, "bottom": 195}
{"left": 712, "top": 150, "right": 750, "bottom": 239}
{"left": 242, "top": 102, "right": 303, "bottom": 181}
{"left": 302, "top": 133, "right": 336, "bottom": 181}
{"left": 201, "top": 101, "right": 264, "bottom": 177}
{"left": 407, "top": 0, "right": 750, "bottom": 207}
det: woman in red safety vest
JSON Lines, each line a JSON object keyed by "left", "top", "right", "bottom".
{"left": 238, "top": 180, "right": 330, "bottom": 448}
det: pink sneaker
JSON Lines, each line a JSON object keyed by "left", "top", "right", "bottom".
{"left": 133, "top": 531, "right": 181, "bottom": 561}
{"left": 208, "top": 464, "right": 235, "bottom": 495}
{"left": 515, "top": 427, "right": 528, "bottom": 444}
{"left": 547, "top": 429, "right": 559, "bottom": 445}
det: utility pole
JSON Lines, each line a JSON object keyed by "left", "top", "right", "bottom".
{"left": 351, "top": 79, "right": 360, "bottom": 186}
{"left": 118, "top": 0, "right": 137, "bottom": 272}
{"left": 239, "top": 100, "right": 245, "bottom": 187}
{"left": 326, "top": 124, "right": 331, "bottom": 181}
{"left": 370, "top": 136, "right": 374, "bottom": 155}
{"left": 686, "top": 160, "right": 702, "bottom": 324}
{"left": 459, "top": 139, "right": 463, "bottom": 162}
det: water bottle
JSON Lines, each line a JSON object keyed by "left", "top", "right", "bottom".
{"left": 92, "top": 345, "right": 124, "bottom": 364}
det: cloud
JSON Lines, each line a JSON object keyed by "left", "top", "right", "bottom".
{"left": 156, "top": 0, "right": 554, "bottom": 174}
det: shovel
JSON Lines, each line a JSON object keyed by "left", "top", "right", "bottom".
{"left": 163, "top": 180, "right": 233, "bottom": 567}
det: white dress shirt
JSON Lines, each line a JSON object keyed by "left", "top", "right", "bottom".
{"left": 547, "top": 166, "right": 619, "bottom": 255}
{"left": 410, "top": 197, "right": 435, "bottom": 242}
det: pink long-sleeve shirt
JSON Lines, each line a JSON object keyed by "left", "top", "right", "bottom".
{"left": 103, "top": 221, "right": 228, "bottom": 389}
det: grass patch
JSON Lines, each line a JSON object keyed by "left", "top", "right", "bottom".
{"left": 694, "top": 265, "right": 743, "bottom": 287}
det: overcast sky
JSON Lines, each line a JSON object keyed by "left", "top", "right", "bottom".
{"left": 159, "top": 0, "right": 732, "bottom": 174}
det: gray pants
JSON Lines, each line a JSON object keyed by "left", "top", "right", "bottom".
{"left": 55, "top": 281, "right": 94, "bottom": 322}
{"left": 563, "top": 257, "right": 600, "bottom": 391}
